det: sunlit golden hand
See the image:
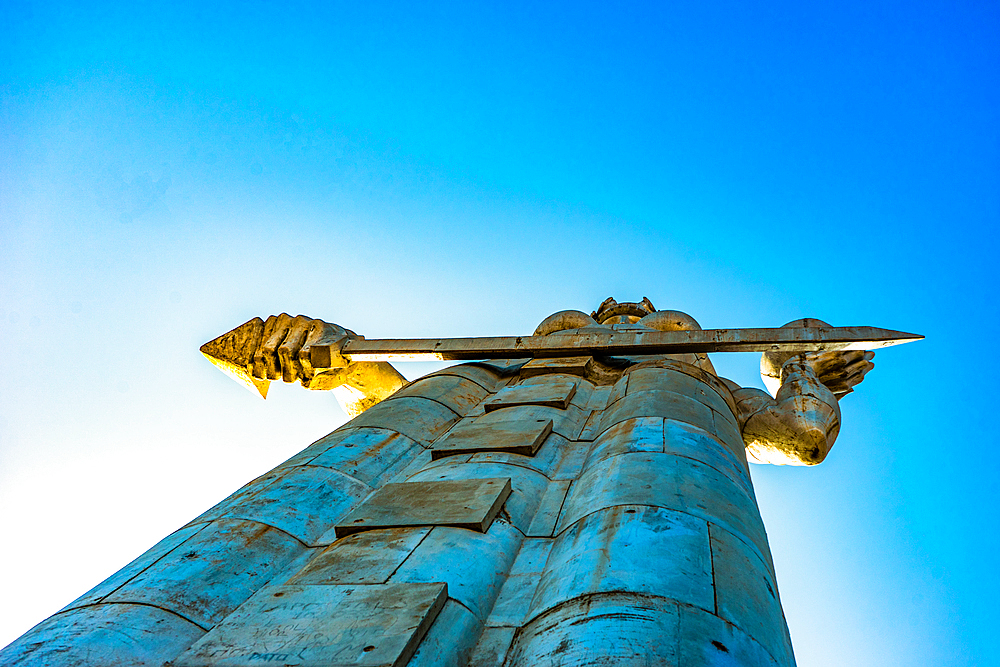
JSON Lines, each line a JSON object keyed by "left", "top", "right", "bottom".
{"left": 251, "top": 314, "right": 354, "bottom": 386}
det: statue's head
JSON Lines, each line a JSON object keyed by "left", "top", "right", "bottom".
{"left": 534, "top": 297, "right": 716, "bottom": 374}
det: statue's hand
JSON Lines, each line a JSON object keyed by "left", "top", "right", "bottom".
{"left": 761, "top": 318, "right": 875, "bottom": 399}
{"left": 251, "top": 314, "right": 354, "bottom": 386}
{"left": 796, "top": 349, "right": 875, "bottom": 398}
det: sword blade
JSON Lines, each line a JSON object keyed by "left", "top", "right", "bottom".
{"left": 318, "top": 326, "right": 922, "bottom": 364}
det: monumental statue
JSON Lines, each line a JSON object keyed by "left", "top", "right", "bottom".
{"left": 0, "top": 298, "right": 919, "bottom": 666}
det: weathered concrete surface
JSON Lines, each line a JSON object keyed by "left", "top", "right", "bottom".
{"left": 335, "top": 478, "right": 512, "bottom": 537}
{"left": 173, "top": 583, "right": 448, "bottom": 667}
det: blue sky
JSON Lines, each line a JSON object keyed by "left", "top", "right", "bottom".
{"left": 1, "top": 1, "right": 997, "bottom": 664}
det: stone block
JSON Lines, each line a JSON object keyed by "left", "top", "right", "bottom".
{"left": 526, "top": 480, "right": 571, "bottom": 537}
{"left": 57, "top": 523, "right": 210, "bottom": 614}
{"left": 307, "top": 428, "right": 423, "bottom": 488}
{"left": 529, "top": 505, "right": 713, "bottom": 619}
{"left": 405, "top": 599, "right": 485, "bottom": 667}
{"left": 348, "top": 396, "right": 460, "bottom": 446}
{"left": 432, "top": 418, "right": 553, "bottom": 459}
{"left": 289, "top": 528, "right": 432, "bottom": 585}
{"left": 387, "top": 522, "right": 522, "bottom": 622}
{"left": 468, "top": 627, "right": 516, "bottom": 667}
{"left": 105, "top": 518, "right": 308, "bottom": 628}
{"left": 664, "top": 419, "right": 753, "bottom": 497}
{"left": 504, "top": 593, "right": 680, "bottom": 667}
{"left": 406, "top": 460, "right": 549, "bottom": 533}
{"left": 484, "top": 380, "right": 577, "bottom": 411}
{"left": 392, "top": 374, "right": 492, "bottom": 416}
{"left": 710, "top": 524, "right": 793, "bottom": 666}
{"left": 583, "top": 416, "right": 664, "bottom": 470}
{"left": 520, "top": 356, "right": 594, "bottom": 378}
{"left": 335, "top": 478, "right": 512, "bottom": 538}
{"left": 677, "top": 605, "right": 785, "bottom": 667}
{"left": 625, "top": 365, "right": 737, "bottom": 416}
{"left": 475, "top": 402, "right": 588, "bottom": 440}
{"left": 557, "top": 452, "right": 771, "bottom": 564}
{"left": 0, "top": 602, "right": 205, "bottom": 667}
{"left": 485, "top": 538, "right": 554, "bottom": 627}
{"left": 598, "top": 389, "right": 716, "bottom": 438}
{"left": 173, "top": 582, "right": 448, "bottom": 667}
{"left": 210, "top": 465, "right": 374, "bottom": 545}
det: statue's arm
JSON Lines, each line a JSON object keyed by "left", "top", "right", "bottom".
{"left": 733, "top": 361, "right": 842, "bottom": 466}
{"left": 254, "top": 313, "right": 407, "bottom": 416}
{"left": 731, "top": 318, "right": 876, "bottom": 466}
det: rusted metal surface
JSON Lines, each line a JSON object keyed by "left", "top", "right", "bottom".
{"left": 334, "top": 478, "right": 512, "bottom": 538}
{"left": 173, "top": 583, "right": 448, "bottom": 667}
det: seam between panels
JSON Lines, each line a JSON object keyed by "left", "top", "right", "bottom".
{"left": 50, "top": 600, "right": 211, "bottom": 631}
{"left": 708, "top": 523, "right": 719, "bottom": 615}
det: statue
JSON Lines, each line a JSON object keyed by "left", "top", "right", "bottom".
{"left": 0, "top": 298, "right": 917, "bottom": 667}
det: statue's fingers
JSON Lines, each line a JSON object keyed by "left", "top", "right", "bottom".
{"left": 259, "top": 313, "right": 292, "bottom": 380}
{"left": 253, "top": 315, "right": 280, "bottom": 379}
{"left": 278, "top": 316, "right": 311, "bottom": 383}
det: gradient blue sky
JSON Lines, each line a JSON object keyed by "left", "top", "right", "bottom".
{"left": 1, "top": 2, "right": 997, "bottom": 664}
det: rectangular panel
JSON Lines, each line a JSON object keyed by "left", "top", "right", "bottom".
{"left": 431, "top": 419, "right": 553, "bottom": 460}
{"left": 484, "top": 381, "right": 577, "bottom": 411}
{"left": 335, "top": 478, "right": 512, "bottom": 538}
{"left": 519, "top": 356, "right": 594, "bottom": 378}
{"left": 174, "top": 582, "right": 447, "bottom": 667}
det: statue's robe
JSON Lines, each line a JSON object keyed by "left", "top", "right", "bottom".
{"left": 0, "top": 355, "right": 796, "bottom": 667}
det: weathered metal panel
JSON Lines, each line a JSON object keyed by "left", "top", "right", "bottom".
{"left": 348, "top": 396, "right": 461, "bottom": 446}
{"left": 208, "top": 465, "right": 374, "bottom": 545}
{"left": 387, "top": 522, "right": 522, "bottom": 622}
{"left": 104, "top": 518, "right": 308, "bottom": 628}
{"left": 599, "top": 389, "right": 717, "bottom": 437}
{"left": 307, "top": 427, "right": 423, "bottom": 488}
{"left": 504, "top": 592, "right": 681, "bottom": 667}
{"left": 335, "top": 478, "right": 512, "bottom": 538}
{"left": 557, "top": 452, "right": 772, "bottom": 564}
{"left": 485, "top": 538, "right": 554, "bottom": 628}
{"left": 289, "top": 527, "right": 431, "bottom": 585}
{"left": 57, "top": 522, "right": 210, "bottom": 614}
{"left": 405, "top": 460, "right": 549, "bottom": 533}
{"left": 526, "top": 480, "right": 571, "bottom": 537}
{"left": 392, "top": 374, "right": 492, "bottom": 416}
{"left": 484, "top": 380, "right": 577, "bottom": 411}
{"left": 173, "top": 582, "right": 448, "bottom": 667}
{"left": 432, "top": 418, "right": 553, "bottom": 459}
{"left": 678, "top": 604, "right": 786, "bottom": 667}
{"left": 0, "top": 602, "right": 206, "bottom": 667}
{"left": 529, "top": 505, "right": 713, "bottom": 620}
{"left": 405, "top": 598, "right": 485, "bottom": 667}
{"left": 711, "top": 524, "right": 794, "bottom": 666}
